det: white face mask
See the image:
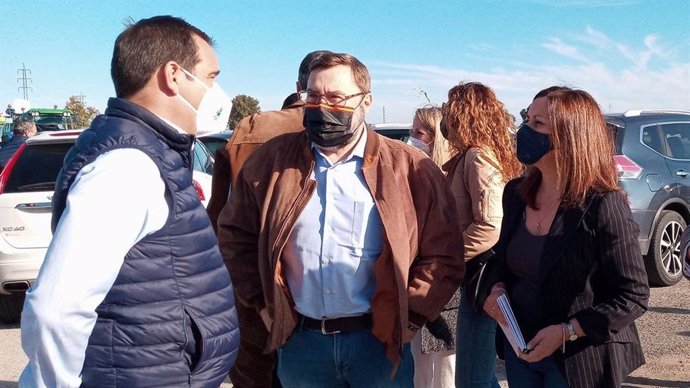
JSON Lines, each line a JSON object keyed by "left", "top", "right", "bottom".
{"left": 406, "top": 136, "right": 431, "bottom": 156}
{"left": 177, "top": 68, "right": 233, "bottom": 136}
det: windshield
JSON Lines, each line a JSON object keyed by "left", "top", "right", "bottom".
{"left": 34, "top": 116, "right": 75, "bottom": 131}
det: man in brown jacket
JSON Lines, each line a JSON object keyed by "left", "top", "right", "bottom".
{"left": 207, "top": 50, "right": 330, "bottom": 388}
{"left": 218, "top": 52, "right": 464, "bottom": 387}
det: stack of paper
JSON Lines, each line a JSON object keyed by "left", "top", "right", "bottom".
{"left": 496, "top": 294, "right": 530, "bottom": 355}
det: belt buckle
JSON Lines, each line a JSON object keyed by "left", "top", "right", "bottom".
{"left": 321, "top": 318, "right": 341, "bottom": 335}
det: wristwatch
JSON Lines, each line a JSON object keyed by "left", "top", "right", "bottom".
{"left": 565, "top": 321, "right": 578, "bottom": 341}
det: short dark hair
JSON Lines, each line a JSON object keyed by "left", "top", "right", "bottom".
{"left": 297, "top": 50, "right": 332, "bottom": 90}
{"left": 281, "top": 93, "right": 300, "bottom": 109}
{"left": 111, "top": 15, "right": 214, "bottom": 98}
{"left": 309, "top": 52, "right": 371, "bottom": 93}
{"left": 13, "top": 118, "right": 36, "bottom": 135}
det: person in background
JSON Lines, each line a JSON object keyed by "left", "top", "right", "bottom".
{"left": 440, "top": 82, "right": 523, "bottom": 388}
{"left": 483, "top": 87, "right": 649, "bottom": 388}
{"left": 19, "top": 16, "right": 239, "bottom": 387}
{"left": 208, "top": 50, "right": 330, "bottom": 388}
{"left": 406, "top": 106, "right": 458, "bottom": 388}
{"left": 0, "top": 117, "right": 37, "bottom": 170}
{"left": 206, "top": 50, "right": 331, "bottom": 232}
{"left": 281, "top": 93, "right": 301, "bottom": 110}
{"left": 407, "top": 105, "right": 454, "bottom": 164}
{"left": 218, "top": 52, "right": 464, "bottom": 387}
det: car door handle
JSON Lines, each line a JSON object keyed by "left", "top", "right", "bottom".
{"left": 15, "top": 202, "right": 52, "bottom": 212}
{"left": 677, "top": 170, "right": 689, "bottom": 178}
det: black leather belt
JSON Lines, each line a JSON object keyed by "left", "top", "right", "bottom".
{"left": 299, "top": 313, "right": 372, "bottom": 335}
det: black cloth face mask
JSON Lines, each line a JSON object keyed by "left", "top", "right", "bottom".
{"left": 516, "top": 123, "right": 552, "bottom": 165}
{"left": 303, "top": 103, "right": 359, "bottom": 147}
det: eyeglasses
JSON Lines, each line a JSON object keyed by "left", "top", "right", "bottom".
{"left": 299, "top": 90, "right": 368, "bottom": 107}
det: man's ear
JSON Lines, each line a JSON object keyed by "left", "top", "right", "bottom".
{"left": 362, "top": 93, "right": 373, "bottom": 109}
{"left": 160, "top": 61, "right": 182, "bottom": 96}
{"left": 359, "top": 93, "right": 373, "bottom": 117}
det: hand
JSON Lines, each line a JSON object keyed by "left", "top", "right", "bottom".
{"left": 520, "top": 324, "right": 563, "bottom": 363}
{"left": 482, "top": 283, "right": 507, "bottom": 326}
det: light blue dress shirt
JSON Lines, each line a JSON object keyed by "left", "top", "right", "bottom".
{"left": 283, "top": 130, "right": 383, "bottom": 319}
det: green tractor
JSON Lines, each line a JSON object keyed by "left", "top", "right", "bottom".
{"left": 1, "top": 106, "right": 77, "bottom": 143}
{"left": 27, "top": 107, "right": 76, "bottom": 132}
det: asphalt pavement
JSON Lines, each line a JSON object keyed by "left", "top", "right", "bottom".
{"left": 1, "top": 281, "right": 688, "bottom": 387}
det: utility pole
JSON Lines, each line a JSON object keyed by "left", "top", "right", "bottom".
{"left": 17, "top": 63, "right": 32, "bottom": 100}
{"left": 77, "top": 92, "right": 86, "bottom": 105}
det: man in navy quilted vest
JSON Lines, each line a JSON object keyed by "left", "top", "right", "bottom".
{"left": 19, "top": 16, "right": 239, "bottom": 388}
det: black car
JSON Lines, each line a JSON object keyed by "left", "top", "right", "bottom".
{"left": 370, "top": 123, "right": 411, "bottom": 142}
{"left": 608, "top": 110, "right": 690, "bottom": 286}
{"left": 198, "top": 130, "right": 232, "bottom": 157}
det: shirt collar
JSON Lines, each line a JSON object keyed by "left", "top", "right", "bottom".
{"left": 157, "top": 116, "right": 190, "bottom": 135}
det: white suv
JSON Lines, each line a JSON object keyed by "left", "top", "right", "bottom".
{"left": 0, "top": 130, "right": 214, "bottom": 323}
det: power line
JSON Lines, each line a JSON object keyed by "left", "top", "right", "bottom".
{"left": 17, "top": 63, "right": 33, "bottom": 100}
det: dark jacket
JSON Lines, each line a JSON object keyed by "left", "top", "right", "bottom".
{"left": 218, "top": 128, "right": 465, "bottom": 368}
{"left": 52, "top": 98, "right": 239, "bottom": 388}
{"left": 0, "top": 134, "right": 29, "bottom": 170}
{"left": 494, "top": 178, "right": 649, "bottom": 388}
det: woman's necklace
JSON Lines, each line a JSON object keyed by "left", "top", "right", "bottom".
{"left": 534, "top": 200, "right": 561, "bottom": 233}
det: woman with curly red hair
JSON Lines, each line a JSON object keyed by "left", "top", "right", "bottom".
{"left": 441, "top": 82, "right": 522, "bottom": 388}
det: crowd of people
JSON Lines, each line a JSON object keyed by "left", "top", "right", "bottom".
{"left": 16, "top": 14, "right": 650, "bottom": 388}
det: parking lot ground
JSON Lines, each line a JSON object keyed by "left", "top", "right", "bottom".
{"left": 1, "top": 281, "right": 689, "bottom": 387}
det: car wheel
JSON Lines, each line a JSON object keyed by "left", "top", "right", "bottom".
{"left": 646, "top": 210, "right": 685, "bottom": 287}
{"left": 0, "top": 293, "right": 25, "bottom": 324}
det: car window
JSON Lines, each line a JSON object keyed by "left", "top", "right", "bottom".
{"left": 660, "top": 122, "right": 690, "bottom": 160}
{"left": 193, "top": 141, "right": 214, "bottom": 174}
{"left": 374, "top": 129, "right": 410, "bottom": 142}
{"left": 641, "top": 124, "right": 666, "bottom": 156}
{"left": 3, "top": 143, "right": 72, "bottom": 193}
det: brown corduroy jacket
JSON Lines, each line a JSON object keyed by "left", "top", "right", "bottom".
{"left": 206, "top": 100, "right": 305, "bottom": 230}
{"left": 217, "top": 128, "right": 465, "bottom": 368}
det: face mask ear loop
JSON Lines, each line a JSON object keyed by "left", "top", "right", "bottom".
{"left": 176, "top": 67, "right": 211, "bottom": 115}
{"left": 179, "top": 68, "right": 210, "bottom": 91}
{"left": 177, "top": 94, "right": 198, "bottom": 114}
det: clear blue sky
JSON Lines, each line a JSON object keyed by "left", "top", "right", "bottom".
{"left": 1, "top": 0, "right": 688, "bottom": 124}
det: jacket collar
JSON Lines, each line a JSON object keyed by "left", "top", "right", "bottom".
{"left": 362, "top": 125, "right": 381, "bottom": 168}
{"left": 104, "top": 97, "right": 194, "bottom": 153}
{"left": 537, "top": 205, "right": 586, "bottom": 283}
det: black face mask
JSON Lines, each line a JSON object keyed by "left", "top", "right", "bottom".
{"left": 303, "top": 103, "right": 359, "bottom": 147}
{"left": 516, "top": 124, "right": 551, "bottom": 165}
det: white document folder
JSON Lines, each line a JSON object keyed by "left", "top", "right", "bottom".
{"left": 496, "top": 294, "right": 531, "bottom": 355}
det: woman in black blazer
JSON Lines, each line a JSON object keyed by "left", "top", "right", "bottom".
{"left": 482, "top": 87, "right": 649, "bottom": 388}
